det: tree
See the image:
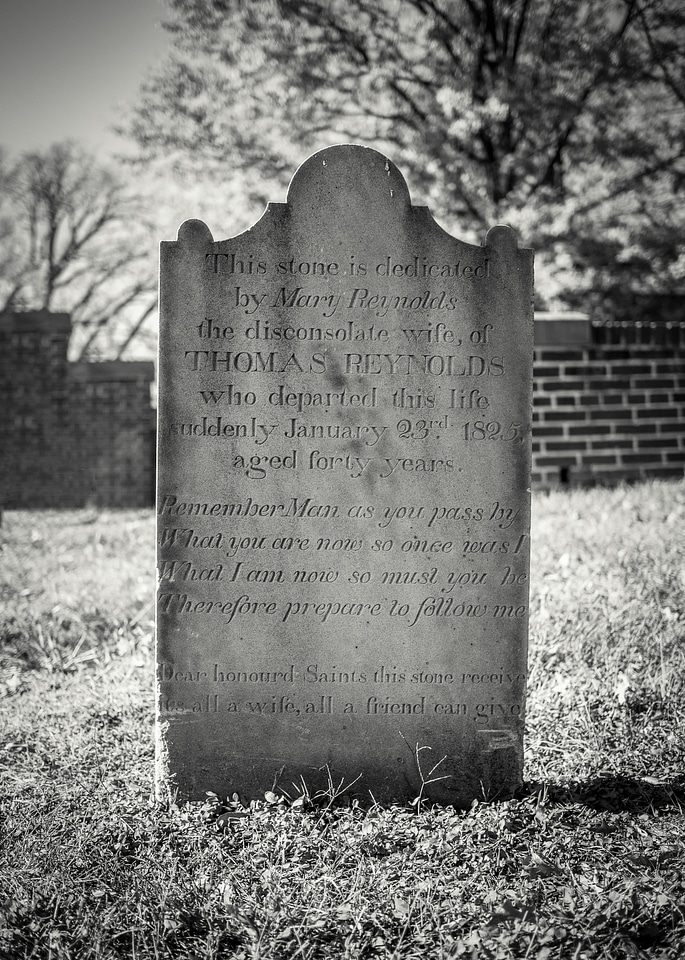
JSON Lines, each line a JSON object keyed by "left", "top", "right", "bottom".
{"left": 0, "top": 142, "right": 157, "bottom": 359}
{"left": 127, "top": 0, "right": 685, "bottom": 312}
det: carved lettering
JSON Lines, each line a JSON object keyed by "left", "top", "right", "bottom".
{"left": 158, "top": 495, "right": 340, "bottom": 520}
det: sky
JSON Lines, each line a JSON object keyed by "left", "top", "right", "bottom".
{"left": 0, "top": 0, "right": 168, "bottom": 157}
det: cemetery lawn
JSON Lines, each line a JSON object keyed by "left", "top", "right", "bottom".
{"left": 1, "top": 481, "right": 685, "bottom": 960}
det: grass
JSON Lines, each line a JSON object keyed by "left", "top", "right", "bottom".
{"left": 1, "top": 481, "right": 684, "bottom": 959}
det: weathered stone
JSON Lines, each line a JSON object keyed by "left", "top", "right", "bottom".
{"left": 156, "top": 145, "right": 533, "bottom": 805}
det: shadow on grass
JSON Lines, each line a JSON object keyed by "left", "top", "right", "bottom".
{"left": 525, "top": 775, "right": 685, "bottom": 813}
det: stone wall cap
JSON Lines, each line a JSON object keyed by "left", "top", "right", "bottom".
{"left": 69, "top": 361, "right": 155, "bottom": 382}
{"left": 534, "top": 313, "right": 591, "bottom": 346}
{"left": 0, "top": 311, "right": 71, "bottom": 332}
{"left": 534, "top": 312, "right": 590, "bottom": 322}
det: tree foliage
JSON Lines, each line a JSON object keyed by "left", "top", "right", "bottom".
{"left": 0, "top": 142, "right": 157, "bottom": 358}
{"left": 127, "top": 0, "right": 685, "bottom": 311}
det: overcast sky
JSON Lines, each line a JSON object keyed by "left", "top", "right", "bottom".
{"left": 0, "top": 0, "right": 167, "bottom": 156}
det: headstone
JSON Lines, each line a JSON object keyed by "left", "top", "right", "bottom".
{"left": 156, "top": 145, "right": 533, "bottom": 805}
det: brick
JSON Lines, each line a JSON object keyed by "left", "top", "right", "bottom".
{"left": 532, "top": 396, "right": 552, "bottom": 407}
{"left": 546, "top": 440, "right": 587, "bottom": 452}
{"left": 541, "top": 410, "right": 587, "bottom": 422}
{"left": 582, "top": 454, "right": 620, "bottom": 465}
{"left": 589, "top": 408, "right": 634, "bottom": 420}
{"left": 636, "top": 437, "right": 679, "bottom": 449}
{"left": 623, "top": 423, "right": 659, "bottom": 435}
{"left": 582, "top": 468, "right": 631, "bottom": 483}
{"left": 610, "top": 364, "right": 653, "bottom": 376}
{"left": 553, "top": 396, "right": 578, "bottom": 406}
{"left": 666, "top": 451, "right": 685, "bottom": 463}
{"left": 533, "top": 426, "right": 565, "bottom": 437}
{"left": 621, "top": 452, "right": 665, "bottom": 465}
{"left": 541, "top": 379, "right": 586, "bottom": 393}
{"left": 622, "top": 347, "right": 672, "bottom": 360}
{"left": 659, "top": 422, "right": 685, "bottom": 434}
{"left": 635, "top": 407, "right": 679, "bottom": 419}
{"left": 590, "top": 439, "right": 634, "bottom": 451}
{"left": 634, "top": 377, "right": 673, "bottom": 389}
{"left": 596, "top": 348, "right": 631, "bottom": 360}
{"left": 656, "top": 361, "right": 685, "bottom": 374}
{"left": 535, "top": 455, "right": 578, "bottom": 466}
{"left": 533, "top": 365, "right": 564, "bottom": 377}
{"left": 536, "top": 349, "right": 586, "bottom": 362}
{"left": 568, "top": 424, "right": 611, "bottom": 436}
{"left": 648, "top": 466, "right": 685, "bottom": 479}
{"left": 588, "top": 379, "right": 631, "bottom": 391}
{"left": 650, "top": 392, "right": 671, "bottom": 403}
{"left": 563, "top": 364, "right": 607, "bottom": 377}
{"left": 600, "top": 394, "right": 627, "bottom": 405}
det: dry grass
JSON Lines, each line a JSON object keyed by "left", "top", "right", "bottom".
{"left": 1, "top": 480, "right": 684, "bottom": 959}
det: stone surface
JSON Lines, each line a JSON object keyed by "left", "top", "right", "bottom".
{"left": 156, "top": 144, "right": 533, "bottom": 805}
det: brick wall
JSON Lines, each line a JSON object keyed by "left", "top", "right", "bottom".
{"left": 0, "top": 312, "right": 155, "bottom": 508}
{"left": 2, "top": 312, "right": 683, "bottom": 505}
{"left": 533, "top": 315, "right": 685, "bottom": 487}
{"left": 69, "top": 363, "right": 156, "bottom": 507}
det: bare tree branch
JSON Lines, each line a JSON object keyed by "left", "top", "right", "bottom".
{"left": 0, "top": 142, "right": 156, "bottom": 357}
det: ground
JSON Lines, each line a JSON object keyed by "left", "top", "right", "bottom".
{"left": 1, "top": 481, "right": 684, "bottom": 958}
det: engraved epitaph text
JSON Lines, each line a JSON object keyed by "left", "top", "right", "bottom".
{"left": 156, "top": 145, "right": 533, "bottom": 804}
